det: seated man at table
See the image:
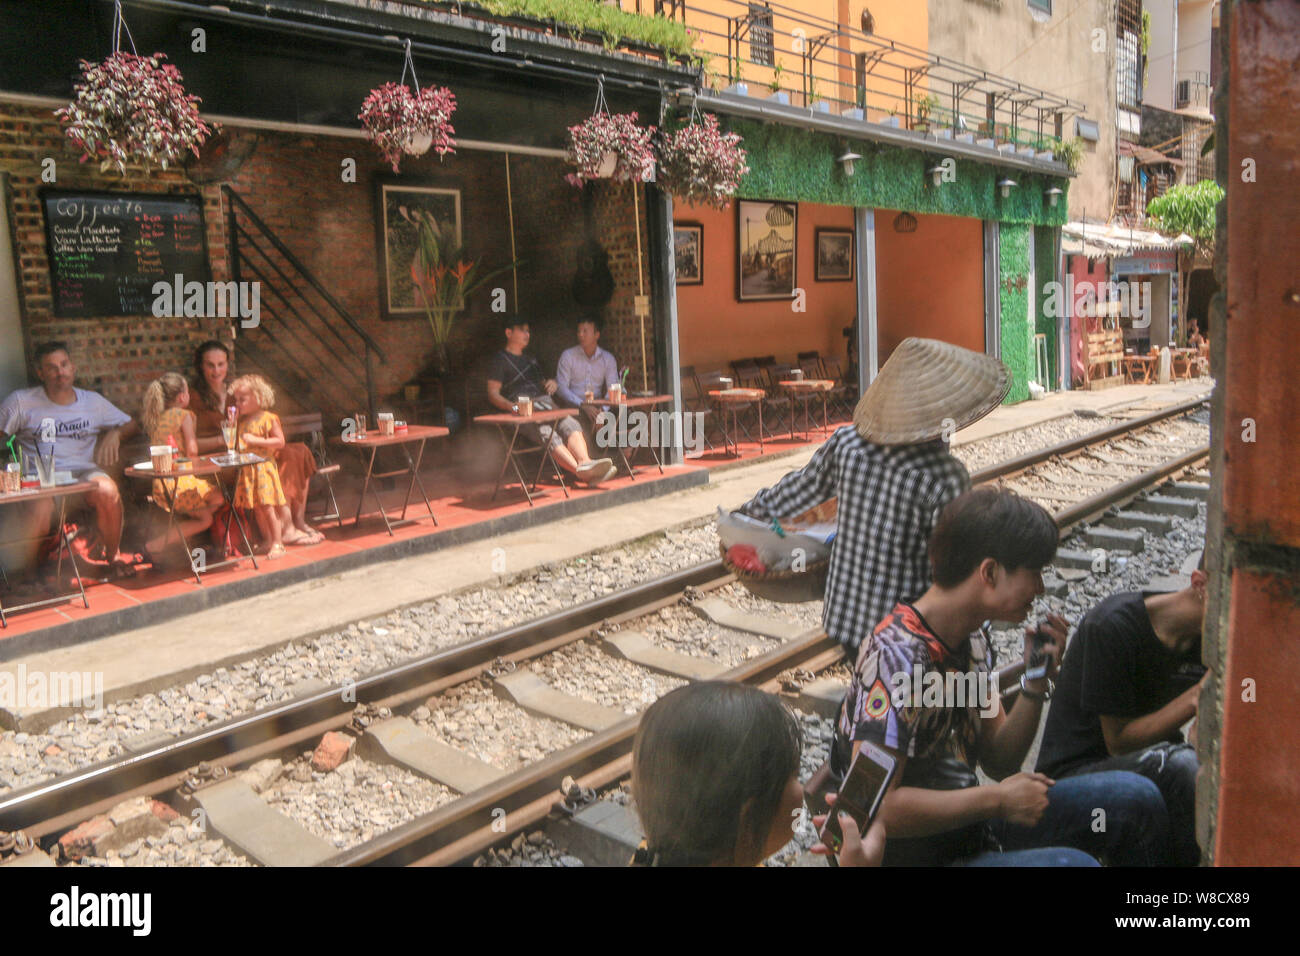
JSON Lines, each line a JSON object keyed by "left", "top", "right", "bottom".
{"left": 0, "top": 341, "right": 139, "bottom": 577}
{"left": 485, "top": 319, "right": 616, "bottom": 486}
{"left": 555, "top": 316, "right": 620, "bottom": 407}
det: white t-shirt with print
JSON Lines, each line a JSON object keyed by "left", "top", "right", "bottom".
{"left": 0, "top": 387, "right": 131, "bottom": 473}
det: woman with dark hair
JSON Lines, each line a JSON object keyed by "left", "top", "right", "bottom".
{"left": 191, "top": 340, "right": 322, "bottom": 545}
{"left": 631, "top": 681, "right": 884, "bottom": 867}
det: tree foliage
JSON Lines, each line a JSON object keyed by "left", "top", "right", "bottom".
{"left": 1145, "top": 180, "right": 1224, "bottom": 240}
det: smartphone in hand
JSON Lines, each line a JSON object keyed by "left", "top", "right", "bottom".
{"left": 1025, "top": 626, "right": 1052, "bottom": 681}
{"left": 818, "top": 742, "right": 896, "bottom": 854}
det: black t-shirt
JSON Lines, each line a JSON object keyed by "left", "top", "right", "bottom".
{"left": 1036, "top": 591, "right": 1205, "bottom": 776}
{"left": 487, "top": 349, "right": 545, "bottom": 400}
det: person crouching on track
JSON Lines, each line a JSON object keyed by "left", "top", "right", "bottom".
{"left": 630, "top": 681, "right": 885, "bottom": 867}
{"left": 739, "top": 338, "right": 1007, "bottom": 663}
{"left": 1035, "top": 550, "right": 1209, "bottom": 866}
{"left": 831, "top": 487, "right": 1172, "bottom": 866}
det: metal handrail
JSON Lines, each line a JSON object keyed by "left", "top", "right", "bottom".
{"left": 625, "top": 0, "right": 1085, "bottom": 147}
{"left": 231, "top": 244, "right": 371, "bottom": 412}
{"left": 223, "top": 185, "right": 382, "bottom": 417}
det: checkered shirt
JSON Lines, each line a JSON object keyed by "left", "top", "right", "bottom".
{"left": 743, "top": 427, "right": 971, "bottom": 657}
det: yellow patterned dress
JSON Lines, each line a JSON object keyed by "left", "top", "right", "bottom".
{"left": 233, "top": 411, "right": 287, "bottom": 509}
{"left": 149, "top": 407, "right": 218, "bottom": 515}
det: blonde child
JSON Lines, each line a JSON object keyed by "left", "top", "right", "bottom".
{"left": 229, "top": 374, "right": 289, "bottom": 558}
{"left": 141, "top": 373, "right": 223, "bottom": 558}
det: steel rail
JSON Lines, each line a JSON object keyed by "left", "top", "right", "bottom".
{"left": 968, "top": 395, "right": 1209, "bottom": 482}
{"left": 1052, "top": 444, "right": 1209, "bottom": 531}
{"left": 325, "top": 624, "right": 839, "bottom": 867}
{"left": 0, "top": 562, "right": 731, "bottom": 837}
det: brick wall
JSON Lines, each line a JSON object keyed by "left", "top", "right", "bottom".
{"left": 1, "top": 102, "right": 657, "bottom": 421}
{"left": 0, "top": 103, "right": 230, "bottom": 413}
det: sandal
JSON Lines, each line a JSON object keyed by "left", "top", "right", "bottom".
{"left": 108, "top": 559, "right": 137, "bottom": 580}
{"left": 266, "top": 544, "right": 287, "bottom": 560}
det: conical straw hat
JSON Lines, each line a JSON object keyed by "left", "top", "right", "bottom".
{"left": 853, "top": 338, "right": 1011, "bottom": 444}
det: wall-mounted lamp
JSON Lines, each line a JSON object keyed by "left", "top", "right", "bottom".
{"left": 837, "top": 151, "right": 862, "bottom": 176}
{"left": 1045, "top": 186, "right": 1064, "bottom": 207}
{"left": 926, "top": 163, "right": 946, "bottom": 187}
{"left": 997, "top": 177, "right": 1018, "bottom": 199}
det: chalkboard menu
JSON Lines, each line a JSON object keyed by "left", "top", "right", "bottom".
{"left": 41, "top": 190, "right": 210, "bottom": 318}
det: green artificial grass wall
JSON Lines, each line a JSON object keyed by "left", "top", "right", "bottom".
{"left": 725, "top": 118, "right": 1069, "bottom": 227}
{"left": 1033, "top": 225, "right": 1059, "bottom": 388}
{"left": 999, "top": 223, "right": 1032, "bottom": 404}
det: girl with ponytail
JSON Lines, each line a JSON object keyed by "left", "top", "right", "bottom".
{"left": 140, "top": 373, "right": 223, "bottom": 559}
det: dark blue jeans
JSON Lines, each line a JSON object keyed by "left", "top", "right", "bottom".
{"left": 952, "top": 770, "right": 1169, "bottom": 867}
{"left": 1059, "top": 743, "right": 1199, "bottom": 866}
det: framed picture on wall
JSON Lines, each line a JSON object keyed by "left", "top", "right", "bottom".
{"left": 673, "top": 223, "right": 703, "bottom": 285}
{"left": 815, "top": 228, "right": 854, "bottom": 281}
{"left": 377, "top": 182, "right": 463, "bottom": 318}
{"left": 737, "top": 200, "right": 797, "bottom": 301}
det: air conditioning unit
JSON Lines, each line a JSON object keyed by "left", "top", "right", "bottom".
{"left": 1176, "top": 80, "right": 1191, "bottom": 108}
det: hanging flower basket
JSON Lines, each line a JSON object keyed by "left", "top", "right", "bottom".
{"left": 56, "top": 52, "right": 215, "bottom": 176}
{"left": 359, "top": 82, "right": 457, "bottom": 173}
{"left": 656, "top": 112, "right": 749, "bottom": 210}
{"left": 565, "top": 111, "right": 657, "bottom": 188}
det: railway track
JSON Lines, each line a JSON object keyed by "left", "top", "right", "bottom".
{"left": 0, "top": 398, "right": 1210, "bottom": 868}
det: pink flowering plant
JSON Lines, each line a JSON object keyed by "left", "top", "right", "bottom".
{"left": 565, "top": 111, "right": 657, "bottom": 187}
{"left": 56, "top": 52, "right": 215, "bottom": 175}
{"left": 359, "top": 82, "right": 457, "bottom": 173}
{"left": 656, "top": 113, "right": 749, "bottom": 209}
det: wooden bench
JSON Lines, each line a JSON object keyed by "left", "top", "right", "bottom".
{"left": 1084, "top": 327, "right": 1125, "bottom": 390}
{"left": 280, "top": 412, "right": 343, "bottom": 527}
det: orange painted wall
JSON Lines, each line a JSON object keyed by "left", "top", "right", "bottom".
{"left": 874, "top": 211, "right": 985, "bottom": 363}
{"left": 674, "top": 201, "right": 857, "bottom": 374}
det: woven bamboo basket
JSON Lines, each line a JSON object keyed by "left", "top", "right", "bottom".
{"left": 720, "top": 498, "right": 837, "bottom": 604}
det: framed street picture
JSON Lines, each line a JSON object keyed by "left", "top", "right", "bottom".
{"left": 737, "top": 200, "right": 797, "bottom": 301}
{"left": 674, "top": 223, "right": 703, "bottom": 285}
{"left": 815, "top": 228, "right": 854, "bottom": 281}
{"left": 377, "top": 182, "right": 463, "bottom": 319}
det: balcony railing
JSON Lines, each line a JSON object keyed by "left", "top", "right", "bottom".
{"left": 624, "top": 0, "right": 1086, "bottom": 149}
{"left": 417, "top": 1, "right": 1085, "bottom": 152}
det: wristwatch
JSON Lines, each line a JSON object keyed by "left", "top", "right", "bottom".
{"left": 1019, "top": 674, "right": 1055, "bottom": 701}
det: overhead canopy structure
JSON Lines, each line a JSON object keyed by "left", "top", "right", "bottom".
{"left": 1061, "top": 220, "right": 1195, "bottom": 259}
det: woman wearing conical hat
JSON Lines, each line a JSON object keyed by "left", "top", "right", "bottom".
{"left": 740, "top": 338, "right": 1011, "bottom": 661}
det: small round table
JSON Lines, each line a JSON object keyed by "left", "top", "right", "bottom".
{"left": 124, "top": 454, "right": 264, "bottom": 584}
{"left": 777, "top": 379, "right": 834, "bottom": 440}
{"left": 708, "top": 388, "right": 765, "bottom": 458}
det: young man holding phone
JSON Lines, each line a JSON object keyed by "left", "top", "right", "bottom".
{"left": 830, "top": 488, "right": 1172, "bottom": 866}
{"left": 1036, "top": 554, "right": 1208, "bottom": 866}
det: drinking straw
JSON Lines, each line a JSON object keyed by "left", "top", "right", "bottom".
{"left": 620, "top": 367, "right": 629, "bottom": 388}
{"left": 4, "top": 434, "right": 16, "bottom": 463}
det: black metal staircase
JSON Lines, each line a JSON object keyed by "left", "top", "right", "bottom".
{"left": 222, "top": 185, "right": 384, "bottom": 423}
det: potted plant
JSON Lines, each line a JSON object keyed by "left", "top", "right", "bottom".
{"left": 914, "top": 92, "right": 941, "bottom": 132}
{"left": 359, "top": 81, "right": 456, "bottom": 173}
{"left": 56, "top": 51, "right": 215, "bottom": 175}
{"left": 565, "top": 110, "right": 657, "bottom": 187}
{"left": 408, "top": 211, "right": 518, "bottom": 375}
{"left": 656, "top": 112, "right": 750, "bottom": 210}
